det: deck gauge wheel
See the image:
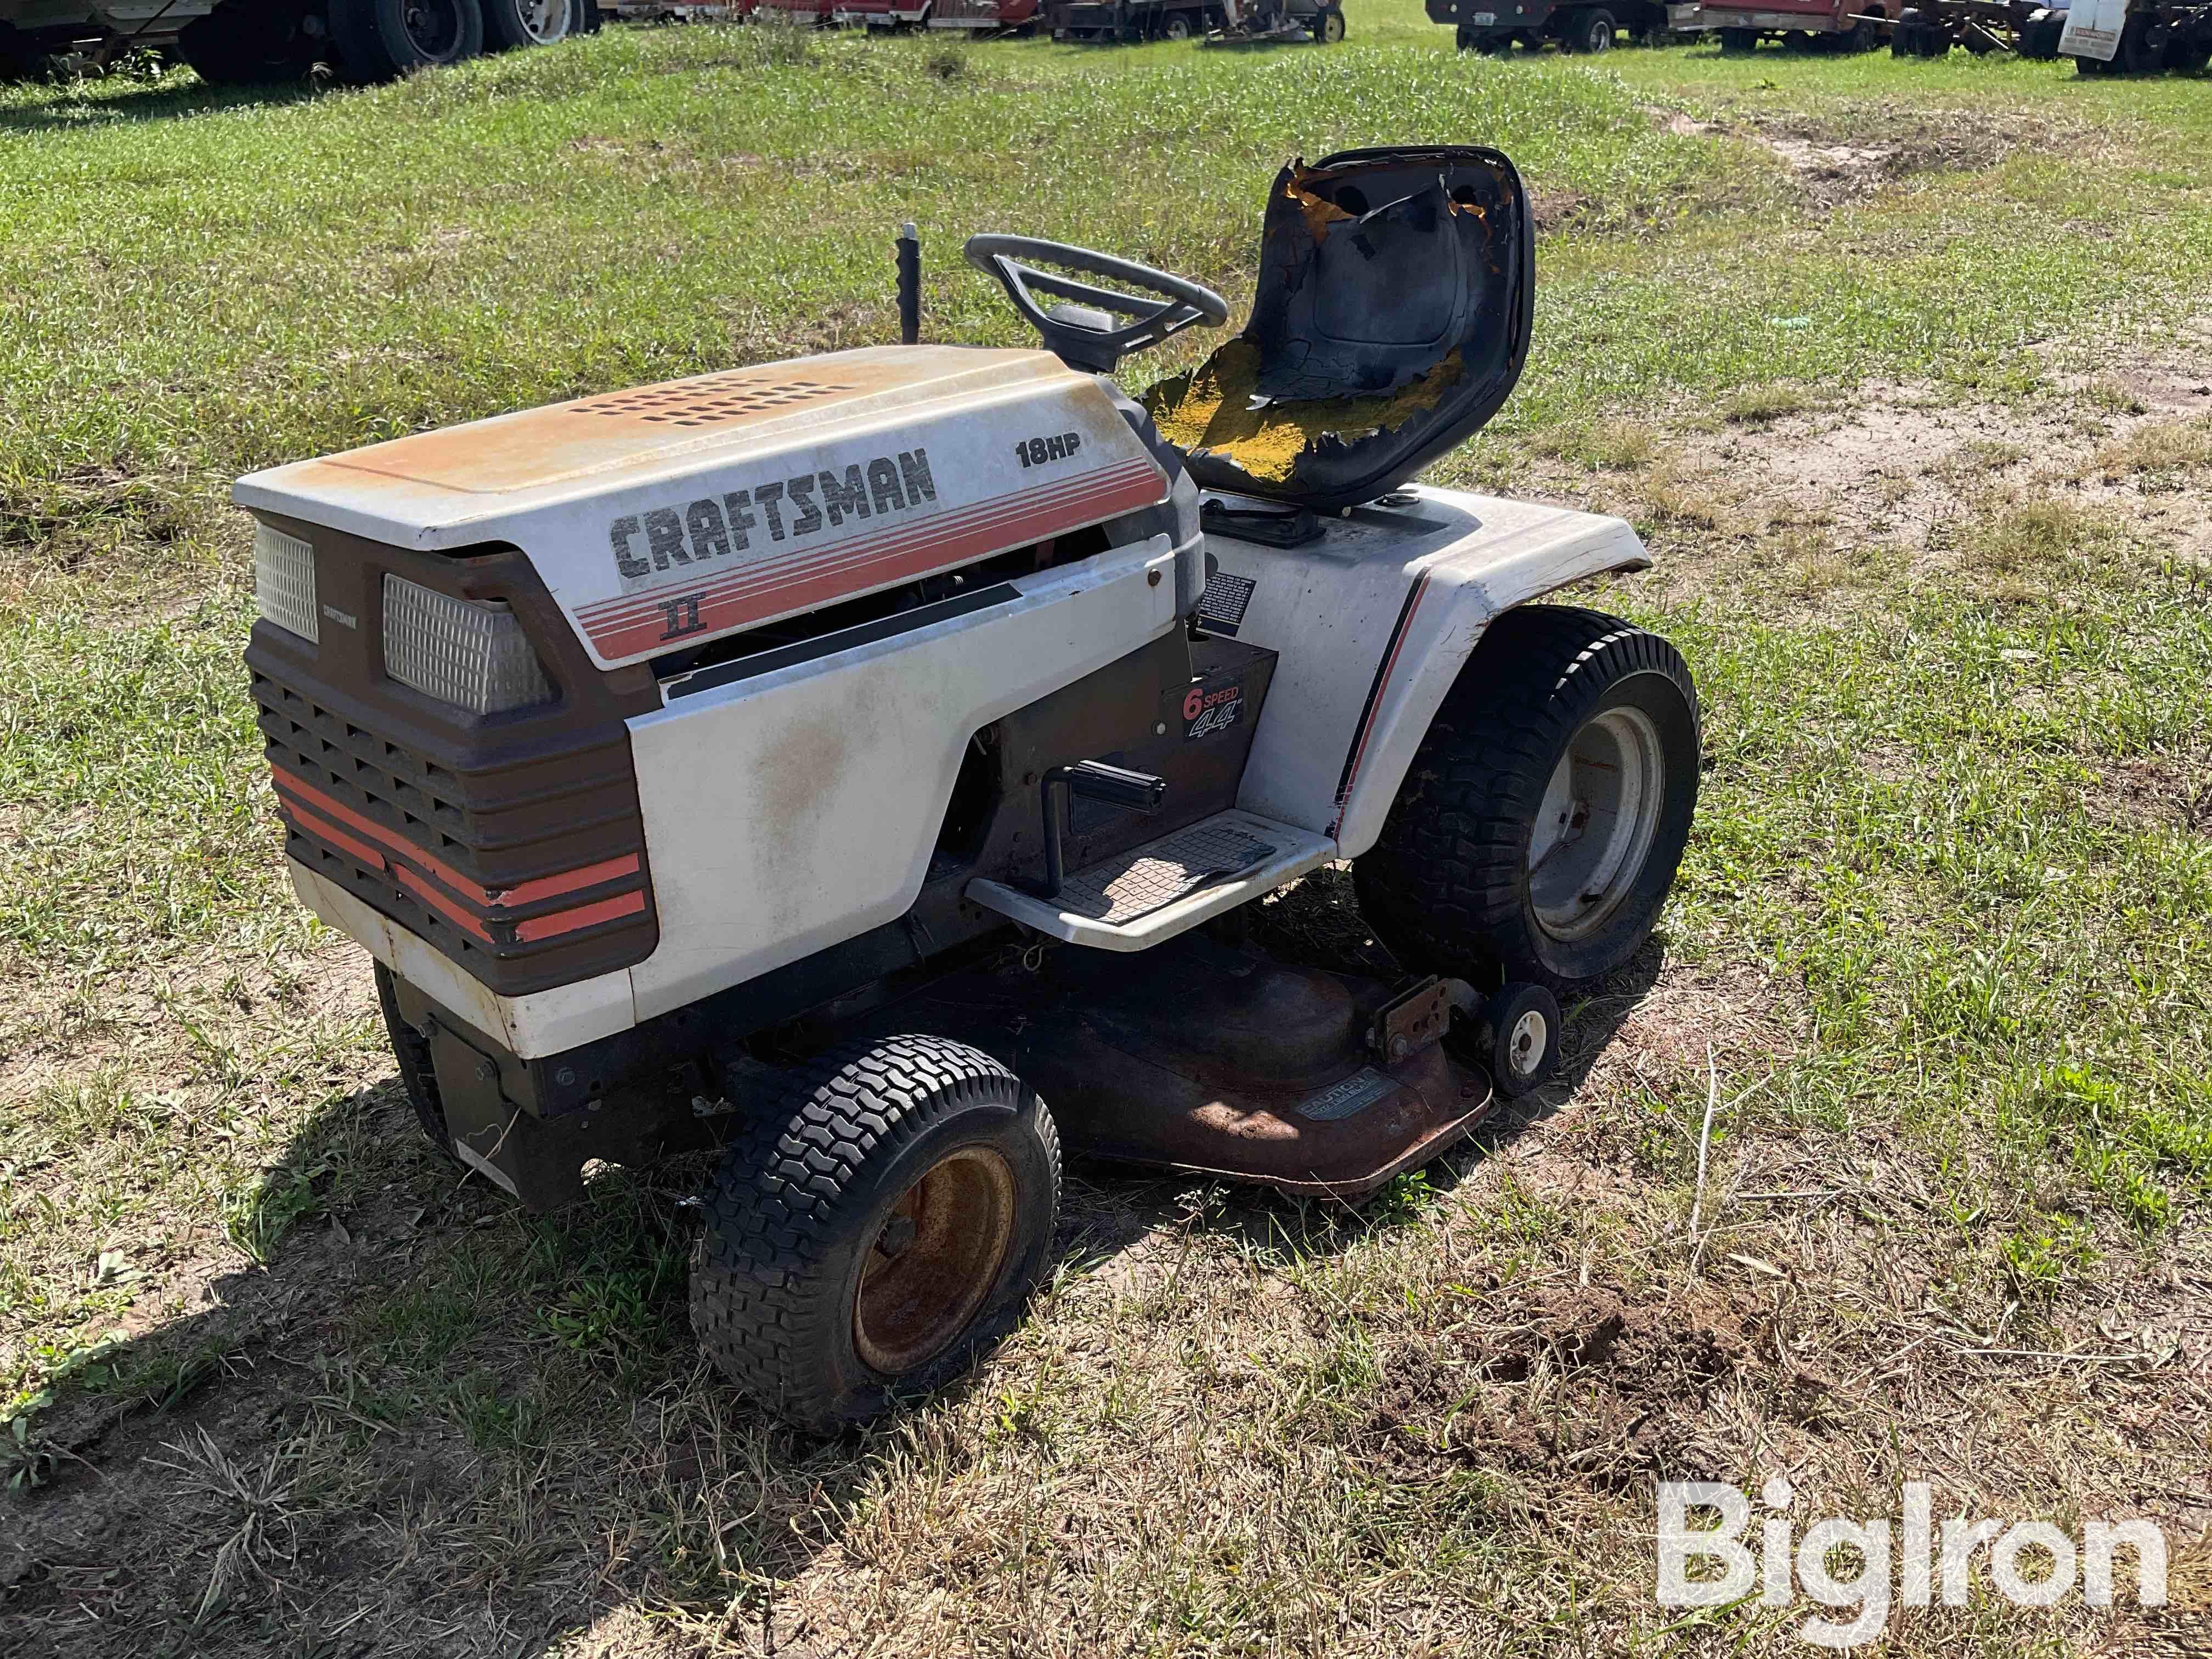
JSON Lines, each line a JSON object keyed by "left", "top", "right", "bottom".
{"left": 690, "top": 1036, "right": 1062, "bottom": 1430}
{"left": 1483, "top": 982, "right": 1562, "bottom": 1098}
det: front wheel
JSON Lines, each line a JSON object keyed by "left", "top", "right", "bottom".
{"left": 690, "top": 1035, "right": 1062, "bottom": 1430}
{"left": 1353, "top": 606, "right": 1700, "bottom": 992}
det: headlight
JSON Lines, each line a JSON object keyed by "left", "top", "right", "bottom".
{"left": 382, "top": 575, "right": 554, "bottom": 715}
{"left": 252, "top": 521, "right": 319, "bottom": 642}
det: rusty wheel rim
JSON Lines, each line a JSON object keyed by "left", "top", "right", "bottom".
{"left": 854, "top": 1146, "right": 1017, "bottom": 1376}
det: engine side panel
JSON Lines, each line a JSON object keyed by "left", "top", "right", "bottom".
{"left": 623, "top": 537, "right": 1183, "bottom": 1022}
{"left": 1205, "top": 486, "right": 1649, "bottom": 856}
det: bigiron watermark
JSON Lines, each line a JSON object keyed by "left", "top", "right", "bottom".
{"left": 1657, "top": 1478, "right": 2168, "bottom": 1647}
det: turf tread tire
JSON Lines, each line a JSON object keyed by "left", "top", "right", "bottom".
{"left": 1353, "top": 605, "right": 1699, "bottom": 993}
{"left": 690, "top": 1034, "right": 1060, "bottom": 1431}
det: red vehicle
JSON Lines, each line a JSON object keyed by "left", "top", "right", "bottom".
{"left": 1667, "top": 0, "right": 1894, "bottom": 46}
{"left": 814, "top": 0, "right": 1040, "bottom": 22}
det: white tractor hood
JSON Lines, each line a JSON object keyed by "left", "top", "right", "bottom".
{"left": 234, "top": 344, "right": 1173, "bottom": 668}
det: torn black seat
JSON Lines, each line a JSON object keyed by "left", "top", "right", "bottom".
{"left": 1143, "top": 146, "right": 1533, "bottom": 514}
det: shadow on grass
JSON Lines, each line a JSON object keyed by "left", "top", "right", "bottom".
{"left": 0, "top": 74, "right": 327, "bottom": 136}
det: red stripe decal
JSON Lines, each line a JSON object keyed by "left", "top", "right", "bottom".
{"left": 271, "top": 770, "right": 489, "bottom": 903}
{"left": 391, "top": 862, "right": 496, "bottom": 943}
{"left": 514, "top": 890, "right": 650, "bottom": 942}
{"left": 280, "top": 800, "right": 389, "bottom": 876}
{"left": 490, "top": 854, "right": 640, "bottom": 908}
{"left": 576, "top": 461, "right": 1165, "bottom": 659}
{"left": 272, "top": 770, "right": 644, "bottom": 924}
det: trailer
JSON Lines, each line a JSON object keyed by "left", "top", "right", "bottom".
{"left": 1882, "top": 0, "right": 2067, "bottom": 54}
{"left": 0, "top": 0, "right": 590, "bottom": 81}
{"left": 2058, "top": 0, "right": 2210, "bottom": 66}
{"left": 1666, "top": 0, "right": 1891, "bottom": 47}
{"left": 1435, "top": 0, "right": 1668, "bottom": 50}
{"left": 1051, "top": 0, "right": 1217, "bottom": 36}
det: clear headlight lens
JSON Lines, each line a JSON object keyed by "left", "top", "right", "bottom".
{"left": 252, "top": 521, "right": 319, "bottom": 642}
{"left": 382, "top": 575, "right": 554, "bottom": 715}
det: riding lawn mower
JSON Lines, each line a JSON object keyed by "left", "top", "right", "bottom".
{"left": 235, "top": 146, "right": 1700, "bottom": 1428}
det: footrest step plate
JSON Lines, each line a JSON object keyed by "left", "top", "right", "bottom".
{"left": 966, "top": 809, "right": 1335, "bottom": 951}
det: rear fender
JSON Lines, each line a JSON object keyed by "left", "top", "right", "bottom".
{"left": 1210, "top": 488, "right": 1649, "bottom": 858}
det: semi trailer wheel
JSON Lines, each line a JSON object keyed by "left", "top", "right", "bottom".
{"left": 482, "top": 0, "right": 573, "bottom": 50}
{"left": 176, "top": 0, "right": 322, "bottom": 82}
{"left": 1353, "top": 606, "right": 1700, "bottom": 993}
{"left": 331, "top": 0, "right": 484, "bottom": 80}
{"left": 690, "top": 1035, "right": 1061, "bottom": 1430}
{"left": 1565, "top": 7, "right": 1615, "bottom": 50}
{"left": 374, "top": 963, "right": 457, "bottom": 1159}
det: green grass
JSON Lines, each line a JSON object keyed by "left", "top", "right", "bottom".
{"left": 4, "top": 13, "right": 2211, "bottom": 1657}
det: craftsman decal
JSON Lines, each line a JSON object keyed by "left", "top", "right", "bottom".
{"left": 1014, "top": 431, "right": 1082, "bottom": 469}
{"left": 606, "top": 448, "right": 939, "bottom": 592}
{"left": 1182, "top": 678, "right": 1245, "bottom": 742}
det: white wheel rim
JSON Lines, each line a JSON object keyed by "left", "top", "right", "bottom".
{"left": 517, "top": 0, "right": 568, "bottom": 41}
{"left": 1507, "top": 1008, "right": 1548, "bottom": 1077}
{"left": 1528, "top": 704, "right": 1665, "bottom": 942}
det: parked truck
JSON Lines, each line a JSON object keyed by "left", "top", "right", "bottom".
{"left": 0, "top": 0, "right": 588, "bottom": 82}
{"left": 1666, "top": 0, "right": 1892, "bottom": 47}
{"left": 1433, "top": 0, "right": 1668, "bottom": 51}
{"left": 2058, "top": 0, "right": 2210, "bottom": 66}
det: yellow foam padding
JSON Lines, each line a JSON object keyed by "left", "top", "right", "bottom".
{"left": 1142, "top": 340, "right": 1465, "bottom": 486}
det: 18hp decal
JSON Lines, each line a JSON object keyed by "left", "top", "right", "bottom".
{"left": 1182, "top": 678, "right": 1244, "bottom": 742}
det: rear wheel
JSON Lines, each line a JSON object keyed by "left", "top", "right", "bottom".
{"left": 482, "top": 0, "right": 574, "bottom": 49}
{"left": 1353, "top": 606, "right": 1701, "bottom": 992}
{"left": 1565, "top": 6, "right": 1615, "bottom": 50}
{"left": 690, "top": 1035, "right": 1061, "bottom": 1430}
{"left": 1718, "top": 25, "right": 1757, "bottom": 50}
{"left": 1161, "top": 10, "right": 1192, "bottom": 36}
{"left": 331, "top": 0, "right": 485, "bottom": 80}
{"left": 1314, "top": 3, "right": 1346, "bottom": 42}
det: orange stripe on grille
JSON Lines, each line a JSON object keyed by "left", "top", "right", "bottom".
{"left": 279, "top": 800, "right": 389, "bottom": 876}
{"left": 514, "top": 890, "right": 650, "bottom": 942}
{"left": 490, "top": 854, "right": 640, "bottom": 908}
{"left": 391, "top": 863, "right": 495, "bottom": 943}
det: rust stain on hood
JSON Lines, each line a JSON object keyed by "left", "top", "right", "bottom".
{"left": 1144, "top": 341, "right": 1465, "bottom": 484}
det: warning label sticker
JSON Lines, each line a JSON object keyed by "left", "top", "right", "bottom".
{"left": 1297, "top": 1068, "right": 1397, "bottom": 1122}
{"left": 1197, "top": 570, "right": 1256, "bottom": 636}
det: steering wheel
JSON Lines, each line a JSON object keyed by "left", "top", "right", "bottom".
{"left": 963, "top": 235, "right": 1229, "bottom": 374}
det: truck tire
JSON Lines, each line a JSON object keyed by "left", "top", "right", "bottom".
{"left": 690, "top": 1035, "right": 1061, "bottom": 1430}
{"left": 1353, "top": 606, "right": 1700, "bottom": 992}
{"left": 331, "top": 0, "right": 485, "bottom": 80}
{"left": 374, "top": 963, "right": 457, "bottom": 1159}
{"left": 1564, "top": 6, "right": 1615, "bottom": 49}
{"left": 2018, "top": 7, "right": 2064, "bottom": 56}
{"left": 483, "top": 0, "right": 574, "bottom": 49}
{"left": 176, "top": 0, "right": 321, "bottom": 82}
{"left": 1161, "top": 10, "right": 1193, "bottom": 36}
{"left": 1718, "top": 25, "right": 1757, "bottom": 50}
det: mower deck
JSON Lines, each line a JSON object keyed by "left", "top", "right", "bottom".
{"left": 854, "top": 932, "right": 1496, "bottom": 1198}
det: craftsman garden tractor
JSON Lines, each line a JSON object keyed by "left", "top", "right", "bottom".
{"left": 236, "top": 147, "right": 1701, "bottom": 1429}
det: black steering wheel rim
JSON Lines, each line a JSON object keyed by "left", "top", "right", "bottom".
{"left": 963, "top": 234, "right": 1228, "bottom": 373}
